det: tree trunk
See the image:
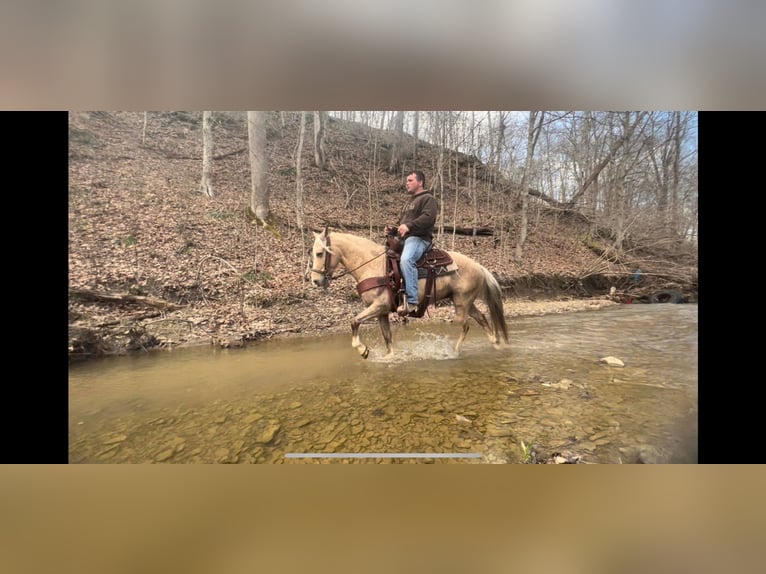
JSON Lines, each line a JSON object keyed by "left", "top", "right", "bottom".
{"left": 514, "top": 111, "right": 544, "bottom": 263}
{"left": 200, "top": 111, "right": 214, "bottom": 197}
{"left": 612, "top": 111, "right": 648, "bottom": 252}
{"left": 493, "top": 113, "right": 507, "bottom": 172}
{"left": 388, "top": 111, "right": 404, "bottom": 173}
{"left": 247, "top": 111, "right": 269, "bottom": 223}
{"left": 436, "top": 114, "right": 446, "bottom": 241}
{"left": 670, "top": 111, "right": 682, "bottom": 235}
{"left": 412, "top": 111, "right": 419, "bottom": 161}
{"left": 296, "top": 112, "right": 307, "bottom": 231}
{"left": 313, "top": 111, "right": 327, "bottom": 169}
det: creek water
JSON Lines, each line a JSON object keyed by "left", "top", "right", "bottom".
{"left": 69, "top": 303, "right": 698, "bottom": 463}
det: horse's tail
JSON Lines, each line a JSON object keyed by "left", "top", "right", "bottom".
{"left": 480, "top": 266, "right": 509, "bottom": 344}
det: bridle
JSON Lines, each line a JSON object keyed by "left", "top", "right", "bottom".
{"left": 310, "top": 233, "right": 387, "bottom": 282}
{"left": 310, "top": 233, "right": 335, "bottom": 281}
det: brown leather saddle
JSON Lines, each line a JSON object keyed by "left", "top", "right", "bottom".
{"left": 356, "top": 235, "right": 455, "bottom": 318}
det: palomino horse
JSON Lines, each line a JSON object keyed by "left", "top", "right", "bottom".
{"left": 309, "top": 228, "right": 509, "bottom": 359}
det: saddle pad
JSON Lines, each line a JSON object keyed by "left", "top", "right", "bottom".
{"left": 415, "top": 247, "right": 457, "bottom": 278}
{"left": 417, "top": 262, "right": 457, "bottom": 279}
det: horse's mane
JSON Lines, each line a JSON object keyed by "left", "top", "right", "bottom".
{"left": 328, "top": 231, "right": 382, "bottom": 251}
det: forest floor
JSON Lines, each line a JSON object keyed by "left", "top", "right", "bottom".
{"left": 68, "top": 111, "right": 696, "bottom": 362}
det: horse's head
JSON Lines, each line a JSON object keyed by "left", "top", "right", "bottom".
{"left": 308, "top": 227, "right": 335, "bottom": 288}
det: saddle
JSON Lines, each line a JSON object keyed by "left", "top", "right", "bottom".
{"left": 356, "top": 234, "right": 457, "bottom": 318}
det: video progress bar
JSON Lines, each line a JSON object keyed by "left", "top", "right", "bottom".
{"left": 285, "top": 453, "right": 482, "bottom": 459}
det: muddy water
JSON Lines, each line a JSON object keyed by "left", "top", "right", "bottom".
{"left": 69, "top": 304, "right": 698, "bottom": 463}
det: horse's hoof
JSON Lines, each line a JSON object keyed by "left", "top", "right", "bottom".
{"left": 361, "top": 347, "right": 369, "bottom": 359}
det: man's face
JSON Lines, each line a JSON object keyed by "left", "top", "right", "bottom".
{"left": 406, "top": 174, "right": 420, "bottom": 194}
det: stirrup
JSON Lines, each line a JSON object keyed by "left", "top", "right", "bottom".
{"left": 397, "top": 300, "right": 415, "bottom": 316}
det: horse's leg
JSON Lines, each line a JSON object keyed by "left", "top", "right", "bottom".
{"left": 351, "top": 301, "right": 390, "bottom": 359}
{"left": 452, "top": 301, "right": 471, "bottom": 356}
{"left": 377, "top": 314, "right": 394, "bottom": 358}
{"left": 468, "top": 303, "right": 500, "bottom": 348}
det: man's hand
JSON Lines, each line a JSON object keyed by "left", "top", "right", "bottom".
{"left": 397, "top": 224, "right": 410, "bottom": 237}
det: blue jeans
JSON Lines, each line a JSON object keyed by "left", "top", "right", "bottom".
{"left": 400, "top": 236, "right": 429, "bottom": 305}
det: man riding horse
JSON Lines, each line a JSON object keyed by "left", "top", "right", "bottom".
{"left": 309, "top": 169, "right": 508, "bottom": 359}
{"left": 384, "top": 170, "right": 438, "bottom": 317}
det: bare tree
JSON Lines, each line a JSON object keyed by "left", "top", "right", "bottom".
{"left": 247, "top": 111, "right": 269, "bottom": 224}
{"left": 493, "top": 113, "right": 508, "bottom": 172}
{"left": 561, "top": 111, "right": 608, "bottom": 218}
{"left": 467, "top": 111, "right": 480, "bottom": 244}
{"left": 648, "top": 111, "right": 689, "bottom": 235}
{"left": 514, "top": 111, "right": 544, "bottom": 263}
{"left": 200, "top": 111, "right": 214, "bottom": 197}
{"left": 412, "top": 111, "right": 419, "bottom": 161}
{"left": 431, "top": 112, "right": 447, "bottom": 242}
{"left": 610, "top": 114, "right": 631, "bottom": 253}
{"left": 296, "top": 112, "right": 307, "bottom": 231}
{"left": 565, "top": 111, "right": 640, "bottom": 210}
{"left": 366, "top": 117, "right": 382, "bottom": 235}
{"left": 313, "top": 111, "right": 328, "bottom": 169}
{"left": 388, "top": 110, "right": 404, "bottom": 172}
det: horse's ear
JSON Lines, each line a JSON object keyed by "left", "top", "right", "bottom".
{"left": 323, "top": 225, "right": 329, "bottom": 237}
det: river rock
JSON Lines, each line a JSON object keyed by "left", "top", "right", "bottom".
{"left": 254, "top": 421, "right": 281, "bottom": 444}
{"left": 96, "top": 444, "right": 119, "bottom": 460}
{"left": 155, "top": 448, "right": 174, "bottom": 462}
{"left": 485, "top": 425, "right": 514, "bottom": 437}
{"left": 600, "top": 356, "right": 625, "bottom": 367}
{"left": 453, "top": 439, "right": 474, "bottom": 449}
{"left": 398, "top": 413, "right": 413, "bottom": 426}
{"left": 243, "top": 412, "right": 264, "bottom": 425}
{"left": 214, "top": 448, "right": 230, "bottom": 463}
{"left": 619, "top": 444, "right": 667, "bottom": 464}
{"left": 552, "top": 451, "right": 581, "bottom": 464}
{"left": 542, "top": 380, "right": 572, "bottom": 390}
{"left": 101, "top": 433, "right": 128, "bottom": 445}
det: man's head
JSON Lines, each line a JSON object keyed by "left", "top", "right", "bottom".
{"left": 405, "top": 170, "right": 426, "bottom": 195}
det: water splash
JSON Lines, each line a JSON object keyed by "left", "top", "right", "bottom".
{"left": 370, "top": 330, "right": 458, "bottom": 363}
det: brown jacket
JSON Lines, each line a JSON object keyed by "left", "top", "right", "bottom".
{"left": 398, "top": 191, "right": 438, "bottom": 242}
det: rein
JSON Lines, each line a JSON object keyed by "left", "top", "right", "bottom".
{"left": 311, "top": 234, "right": 386, "bottom": 281}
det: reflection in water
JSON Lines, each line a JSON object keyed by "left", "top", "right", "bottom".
{"left": 69, "top": 304, "right": 698, "bottom": 463}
